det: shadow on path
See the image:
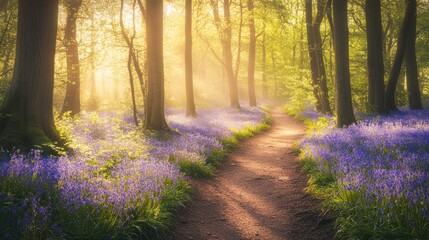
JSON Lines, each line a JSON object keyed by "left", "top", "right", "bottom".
{"left": 168, "top": 107, "right": 335, "bottom": 240}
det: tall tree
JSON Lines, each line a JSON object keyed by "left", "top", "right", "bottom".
{"left": 120, "top": 0, "right": 146, "bottom": 105}
{"left": 404, "top": 0, "right": 422, "bottom": 109}
{"left": 384, "top": 0, "right": 415, "bottom": 111}
{"left": 247, "top": 0, "right": 257, "bottom": 107}
{"left": 144, "top": 0, "right": 169, "bottom": 130}
{"left": 61, "top": 0, "right": 82, "bottom": 116}
{"left": 211, "top": 0, "right": 240, "bottom": 109}
{"left": 0, "top": 0, "right": 61, "bottom": 150}
{"left": 333, "top": 0, "right": 355, "bottom": 127}
{"left": 365, "top": 0, "right": 385, "bottom": 114}
{"left": 185, "top": 0, "right": 196, "bottom": 117}
{"left": 305, "top": 0, "right": 331, "bottom": 114}
{"left": 87, "top": 12, "right": 98, "bottom": 111}
{"left": 261, "top": 23, "right": 268, "bottom": 99}
{"left": 120, "top": 0, "right": 139, "bottom": 126}
{"left": 0, "top": 0, "right": 17, "bottom": 85}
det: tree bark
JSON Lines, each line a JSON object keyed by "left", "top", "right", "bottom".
{"left": 120, "top": 0, "right": 146, "bottom": 105}
{"left": 306, "top": 0, "right": 331, "bottom": 114}
{"left": 185, "top": 0, "right": 196, "bottom": 117}
{"left": 261, "top": 23, "right": 268, "bottom": 99}
{"left": 144, "top": 0, "right": 169, "bottom": 130}
{"left": 333, "top": 0, "right": 355, "bottom": 127}
{"left": 314, "top": 0, "right": 331, "bottom": 114}
{"left": 211, "top": 0, "right": 240, "bottom": 109}
{"left": 128, "top": 50, "right": 139, "bottom": 126}
{"left": 87, "top": 14, "right": 98, "bottom": 111}
{"left": 404, "top": 0, "right": 422, "bottom": 109}
{"left": 306, "top": 0, "right": 322, "bottom": 112}
{"left": 61, "top": 0, "right": 82, "bottom": 116}
{"left": 247, "top": 0, "right": 257, "bottom": 107}
{"left": 365, "top": 0, "right": 385, "bottom": 114}
{"left": 0, "top": 0, "right": 61, "bottom": 151}
{"left": 385, "top": 0, "right": 413, "bottom": 111}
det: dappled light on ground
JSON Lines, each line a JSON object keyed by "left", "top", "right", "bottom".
{"left": 170, "top": 108, "right": 335, "bottom": 240}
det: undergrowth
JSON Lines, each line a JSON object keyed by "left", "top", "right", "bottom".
{"left": 289, "top": 106, "right": 429, "bottom": 239}
{"left": 0, "top": 107, "right": 270, "bottom": 239}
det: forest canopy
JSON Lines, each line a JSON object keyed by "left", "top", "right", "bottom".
{"left": 1, "top": 0, "right": 428, "bottom": 121}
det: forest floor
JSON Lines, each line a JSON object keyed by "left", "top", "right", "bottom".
{"left": 168, "top": 108, "right": 335, "bottom": 240}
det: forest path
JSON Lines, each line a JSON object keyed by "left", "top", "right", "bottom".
{"left": 168, "top": 107, "right": 335, "bottom": 240}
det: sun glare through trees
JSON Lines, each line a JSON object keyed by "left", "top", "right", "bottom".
{"left": 0, "top": 0, "right": 429, "bottom": 239}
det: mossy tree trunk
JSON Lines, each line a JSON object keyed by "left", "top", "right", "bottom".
{"left": 333, "top": 0, "right": 355, "bottom": 127}
{"left": 61, "top": 0, "right": 82, "bottom": 116}
{"left": 144, "top": 0, "right": 169, "bottom": 130}
{"left": 0, "top": 0, "right": 61, "bottom": 151}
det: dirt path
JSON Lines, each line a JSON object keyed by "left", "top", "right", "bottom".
{"left": 168, "top": 108, "right": 335, "bottom": 240}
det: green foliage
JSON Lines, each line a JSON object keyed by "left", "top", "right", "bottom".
{"left": 178, "top": 160, "right": 214, "bottom": 178}
{"left": 0, "top": 170, "right": 190, "bottom": 240}
{"left": 299, "top": 157, "right": 337, "bottom": 199}
{"left": 205, "top": 149, "right": 225, "bottom": 167}
{"left": 54, "top": 179, "right": 190, "bottom": 240}
{"left": 334, "top": 189, "right": 429, "bottom": 240}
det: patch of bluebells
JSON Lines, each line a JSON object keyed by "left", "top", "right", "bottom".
{"left": 0, "top": 107, "right": 267, "bottom": 238}
{"left": 301, "top": 109, "right": 429, "bottom": 237}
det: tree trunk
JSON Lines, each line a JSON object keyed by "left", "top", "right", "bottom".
{"left": 365, "top": 0, "right": 385, "bottom": 114}
{"left": 306, "top": 0, "right": 322, "bottom": 112}
{"left": 185, "top": 0, "right": 196, "bottom": 117}
{"left": 128, "top": 51, "right": 139, "bottom": 126}
{"left": 306, "top": 0, "right": 331, "bottom": 114}
{"left": 314, "top": 0, "right": 331, "bottom": 114}
{"left": 385, "top": 0, "right": 413, "bottom": 111}
{"left": 234, "top": 0, "right": 243, "bottom": 86}
{"left": 0, "top": 0, "right": 61, "bottom": 151}
{"left": 333, "top": 0, "right": 355, "bottom": 127}
{"left": 61, "top": 0, "right": 82, "bottom": 116}
{"left": 404, "top": 0, "right": 422, "bottom": 109}
{"left": 87, "top": 14, "right": 98, "bottom": 111}
{"left": 247, "top": 0, "right": 256, "bottom": 107}
{"left": 211, "top": 0, "right": 240, "bottom": 109}
{"left": 261, "top": 23, "right": 268, "bottom": 99}
{"left": 144, "top": 0, "right": 169, "bottom": 130}
{"left": 120, "top": 0, "right": 146, "bottom": 106}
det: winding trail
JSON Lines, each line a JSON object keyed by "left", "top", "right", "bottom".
{"left": 168, "top": 108, "right": 335, "bottom": 240}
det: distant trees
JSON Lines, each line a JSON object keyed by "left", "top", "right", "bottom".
{"left": 404, "top": 0, "right": 422, "bottom": 110}
{"left": 0, "top": 0, "right": 61, "bottom": 150}
{"left": 247, "top": 0, "right": 257, "bottom": 107}
{"left": 210, "top": 0, "right": 240, "bottom": 109}
{"left": 144, "top": 0, "right": 169, "bottom": 130}
{"left": 305, "top": 0, "right": 331, "bottom": 114}
{"left": 185, "top": 0, "right": 196, "bottom": 117}
{"left": 61, "top": 0, "right": 83, "bottom": 116}
{"left": 0, "top": 0, "right": 427, "bottom": 144}
{"left": 333, "top": 0, "right": 355, "bottom": 127}
{"left": 365, "top": 0, "right": 385, "bottom": 114}
{"left": 120, "top": 0, "right": 139, "bottom": 126}
{"left": 385, "top": 0, "right": 422, "bottom": 111}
